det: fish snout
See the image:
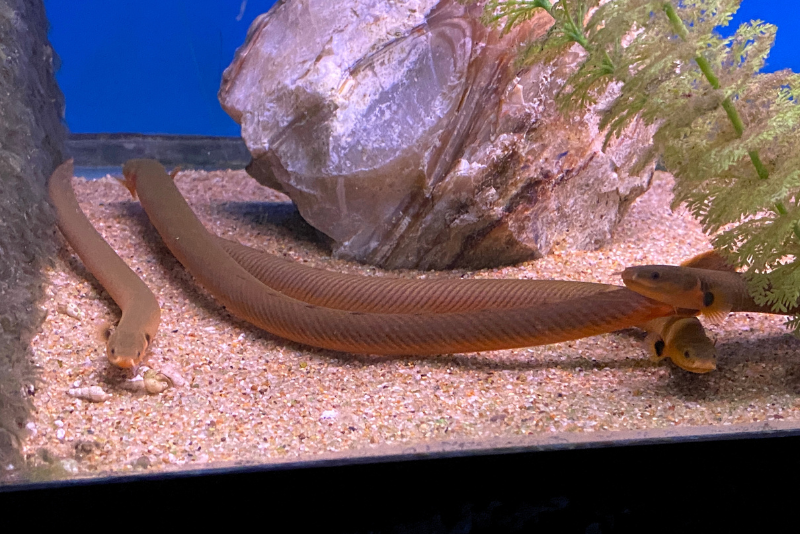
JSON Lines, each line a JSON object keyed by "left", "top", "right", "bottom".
{"left": 682, "top": 358, "right": 717, "bottom": 374}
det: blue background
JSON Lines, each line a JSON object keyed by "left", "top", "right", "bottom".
{"left": 44, "top": 0, "right": 277, "bottom": 136}
{"left": 44, "top": 0, "right": 798, "bottom": 137}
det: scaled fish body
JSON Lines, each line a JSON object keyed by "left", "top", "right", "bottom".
{"left": 622, "top": 251, "right": 796, "bottom": 320}
{"left": 621, "top": 264, "right": 744, "bottom": 323}
{"left": 642, "top": 316, "right": 717, "bottom": 373}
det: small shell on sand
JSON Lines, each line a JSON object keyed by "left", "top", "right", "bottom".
{"left": 118, "top": 376, "right": 146, "bottom": 393}
{"left": 57, "top": 302, "right": 83, "bottom": 320}
{"left": 143, "top": 370, "right": 172, "bottom": 394}
{"left": 158, "top": 365, "right": 186, "bottom": 387}
{"left": 66, "top": 386, "right": 111, "bottom": 403}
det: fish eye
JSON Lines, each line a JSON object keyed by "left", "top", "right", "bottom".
{"left": 684, "top": 350, "right": 692, "bottom": 360}
{"left": 654, "top": 340, "right": 665, "bottom": 356}
{"left": 649, "top": 271, "right": 661, "bottom": 280}
{"left": 703, "top": 291, "right": 714, "bottom": 307}
{"left": 110, "top": 348, "right": 116, "bottom": 355}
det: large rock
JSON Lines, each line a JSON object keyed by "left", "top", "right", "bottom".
{"left": 219, "top": 0, "right": 655, "bottom": 270}
{"left": 0, "top": 0, "right": 66, "bottom": 468}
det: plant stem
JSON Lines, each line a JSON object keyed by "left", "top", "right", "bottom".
{"left": 521, "top": 0, "right": 593, "bottom": 52}
{"left": 663, "top": 3, "right": 688, "bottom": 40}
{"left": 561, "top": 0, "right": 590, "bottom": 49}
{"left": 661, "top": 2, "right": 796, "bottom": 237}
{"left": 663, "top": 3, "right": 765, "bottom": 173}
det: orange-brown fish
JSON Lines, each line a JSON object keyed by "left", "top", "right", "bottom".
{"left": 621, "top": 250, "right": 796, "bottom": 320}
{"left": 641, "top": 316, "right": 717, "bottom": 373}
{"left": 621, "top": 264, "right": 737, "bottom": 323}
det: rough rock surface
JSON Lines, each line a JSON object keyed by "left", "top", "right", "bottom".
{"left": 220, "top": 0, "right": 656, "bottom": 270}
{"left": 0, "top": 0, "right": 66, "bottom": 469}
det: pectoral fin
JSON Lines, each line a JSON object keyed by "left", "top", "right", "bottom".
{"left": 702, "top": 289, "right": 732, "bottom": 324}
{"left": 644, "top": 331, "right": 667, "bottom": 362}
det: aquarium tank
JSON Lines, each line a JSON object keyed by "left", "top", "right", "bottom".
{"left": 2, "top": 0, "right": 800, "bottom": 525}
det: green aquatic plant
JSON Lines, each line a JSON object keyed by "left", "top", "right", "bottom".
{"left": 477, "top": 0, "right": 800, "bottom": 330}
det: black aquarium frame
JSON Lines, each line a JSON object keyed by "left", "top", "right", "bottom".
{"left": 3, "top": 431, "right": 800, "bottom": 531}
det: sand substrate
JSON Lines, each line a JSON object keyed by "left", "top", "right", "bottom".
{"left": 17, "top": 169, "right": 800, "bottom": 479}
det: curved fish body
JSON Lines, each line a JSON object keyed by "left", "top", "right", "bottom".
{"left": 215, "top": 237, "right": 621, "bottom": 314}
{"left": 220, "top": 233, "right": 710, "bottom": 369}
{"left": 641, "top": 316, "right": 717, "bottom": 373}
{"left": 621, "top": 264, "right": 732, "bottom": 322}
{"left": 619, "top": 263, "right": 792, "bottom": 322}
{"left": 49, "top": 160, "right": 161, "bottom": 369}
{"left": 123, "top": 159, "right": 687, "bottom": 356}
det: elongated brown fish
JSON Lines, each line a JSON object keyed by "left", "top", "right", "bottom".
{"left": 621, "top": 251, "right": 795, "bottom": 320}
{"left": 621, "top": 264, "right": 735, "bottom": 323}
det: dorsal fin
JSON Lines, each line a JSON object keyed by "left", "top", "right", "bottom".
{"left": 680, "top": 250, "right": 737, "bottom": 272}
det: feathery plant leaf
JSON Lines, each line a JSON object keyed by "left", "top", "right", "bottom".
{"left": 482, "top": 0, "right": 556, "bottom": 35}
{"left": 479, "top": 0, "right": 800, "bottom": 329}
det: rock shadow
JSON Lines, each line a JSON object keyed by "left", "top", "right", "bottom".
{"left": 215, "top": 201, "right": 333, "bottom": 253}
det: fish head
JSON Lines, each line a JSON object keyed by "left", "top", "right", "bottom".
{"left": 664, "top": 318, "right": 717, "bottom": 374}
{"left": 105, "top": 328, "right": 150, "bottom": 370}
{"left": 119, "top": 159, "right": 151, "bottom": 199}
{"left": 621, "top": 265, "right": 705, "bottom": 309}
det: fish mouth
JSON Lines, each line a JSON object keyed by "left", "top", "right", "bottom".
{"left": 107, "top": 354, "right": 137, "bottom": 369}
{"left": 678, "top": 361, "right": 717, "bottom": 374}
